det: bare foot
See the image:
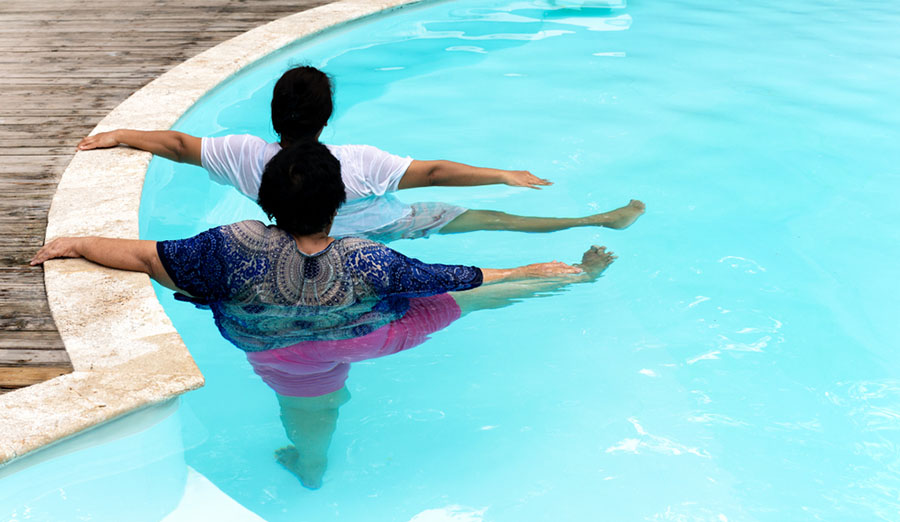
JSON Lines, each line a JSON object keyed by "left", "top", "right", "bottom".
{"left": 592, "top": 199, "right": 646, "bottom": 229}
{"left": 576, "top": 245, "right": 616, "bottom": 277}
{"left": 275, "top": 446, "right": 327, "bottom": 490}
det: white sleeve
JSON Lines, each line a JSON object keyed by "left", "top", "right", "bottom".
{"left": 200, "top": 135, "right": 269, "bottom": 199}
{"left": 331, "top": 144, "right": 413, "bottom": 200}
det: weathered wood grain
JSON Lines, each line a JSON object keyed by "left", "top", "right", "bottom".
{"left": 0, "top": 0, "right": 329, "bottom": 390}
{"left": 0, "top": 350, "right": 71, "bottom": 365}
{"left": 0, "top": 367, "right": 73, "bottom": 387}
{"left": 0, "top": 331, "right": 63, "bottom": 350}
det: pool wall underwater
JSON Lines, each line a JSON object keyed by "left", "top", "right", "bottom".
{"left": 0, "top": 0, "right": 426, "bottom": 466}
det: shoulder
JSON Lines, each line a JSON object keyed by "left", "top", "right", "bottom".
{"left": 336, "top": 237, "right": 399, "bottom": 263}
{"left": 225, "top": 219, "right": 270, "bottom": 235}
{"left": 203, "top": 134, "right": 269, "bottom": 151}
{"left": 160, "top": 221, "right": 289, "bottom": 275}
{"left": 206, "top": 134, "right": 268, "bottom": 145}
{"left": 334, "top": 236, "right": 389, "bottom": 253}
{"left": 222, "top": 220, "right": 291, "bottom": 247}
{"left": 202, "top": 134, "right": 274, "bottom": 169}
{"left": 326, "top": 144, "right": 413, "bottom": 197}
{"left": 181, "top": 220, "right": 277, "bottom": 249}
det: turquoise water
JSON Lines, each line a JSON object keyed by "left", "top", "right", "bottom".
{"left": 5, "top": 0, "right": 900, "bottom": 520}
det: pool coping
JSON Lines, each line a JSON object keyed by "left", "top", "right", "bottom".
{"left": 0, "top": 0, "right": 426, "bottom": 466}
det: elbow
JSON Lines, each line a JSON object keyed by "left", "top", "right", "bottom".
{"left": 423, "top": 161, "right": 446, "bottom": 186}
{"left": 146, "top": 254, "right": 172, "bottom": 284}
{"left": 170, "top": 135, "right": 189, "bottom": 163}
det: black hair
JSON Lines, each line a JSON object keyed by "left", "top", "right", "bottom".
{"left": 271, "top": 65, "right": 333, "bottom": 145}
{"left": 257, "top": 141, "right": 346, "bottom": 236}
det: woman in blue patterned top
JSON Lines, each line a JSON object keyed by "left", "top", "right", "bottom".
{"left": 31, "top": 141, "right": 615, "bottom": 353}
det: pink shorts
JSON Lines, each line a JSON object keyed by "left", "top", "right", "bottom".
{"left": 246, "top": 293, "right": 461, "bottom": 397}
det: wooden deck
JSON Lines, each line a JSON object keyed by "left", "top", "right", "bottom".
{"left": 0, "top": 0, "right": 327, "bottom": 393}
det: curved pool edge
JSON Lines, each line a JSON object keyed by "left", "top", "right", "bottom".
{"left": 0, "top": 0, "right": 427, "bottom": 466}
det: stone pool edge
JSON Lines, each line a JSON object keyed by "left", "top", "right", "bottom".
{"left": 0, "top": 0, "right": 426, "bottom": 466}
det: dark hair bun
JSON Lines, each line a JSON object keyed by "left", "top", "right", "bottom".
{"left": 258, "top": 141, "right": 346, "bottom": 235}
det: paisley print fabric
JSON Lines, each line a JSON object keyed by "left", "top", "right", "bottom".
{"left": 156, "top": 220, "right": 482, "bottom": 352}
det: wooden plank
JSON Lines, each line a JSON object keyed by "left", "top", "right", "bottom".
{"left": 0, "top": 54, "right": 195, "bottom": 66}
{"left": 0, "top": 138, "right": 84, "bottom": 148}
{"left": 1, "top": 1, "right": 312, "bottom": 8}
{"left": 0, "top": 201, "right": 54, "bottom": 211}
{"left": 0, "top": 366, "right": 73, "bottom": 387}
{"left": 0, "top": 180, "right": 65, "bottom": 190}
{"left": 0, "top": 25, "right": 300, "bottom": 34}
{"left": 0, "top": 228, "right": 48, "bottom": 241}
{"left": 0, "top": 350, "right": 70, "bottom": 365}
{"left": 0, "top": 238, "right": 45, "bottom": 251}
{"left": 0, "top": 214, "right": 52, "bottom": 226}
{"left": 0, "top": 277, "right": 53, "bottom": 296}
{"left": 0, "top": 178, "right": 61, "bottom": 188}
{"left": 0, "top": 4, "right": 315, "bottom": 16}
{"left": 0, "top": 122, "right": 96, "bottom": 132}
{"left": 0, "top": 146, "right": 81, "bottom": 155}
{"left": 0, "top": 97, "right": 140, "bottom": 111}
{"left": 0, "top": 331, "right": 62, "bottom": 351}
{"left": 0, "top": 6, "right": 313, "bottom": 18}
{"left": 0, "top": 77, "right": 169, "bottom": 88}
{"left": 0, "top": 314, "right": 59, "bottom": 332}
{"left": 0, "top": 195, "right": 55, "bottom": 205}
{"left": 0, "top": 267, "right": 50, "bottom": 277}
{"left": 0, "top": 115, "right": 95, "bottom": 123}
{"left": 0, "top": 38, "right": 223, "bottom": 49}
{"left": 0, "top": 251, "right": 50, "bottom": 266}
{"left": 1, "top": 85, "right": 143, "bottom": 97}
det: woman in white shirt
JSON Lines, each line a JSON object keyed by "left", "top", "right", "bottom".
{"left": 77, "top": 66, "right": 645, "bottom": 240}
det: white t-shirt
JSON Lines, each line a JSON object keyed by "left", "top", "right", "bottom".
{"left": 201, "top": 135, "right": 414, "bottom": 236}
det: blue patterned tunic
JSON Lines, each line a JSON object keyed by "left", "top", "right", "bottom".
{"left": 156, "top": 220, "right": 482, "bottom": 352}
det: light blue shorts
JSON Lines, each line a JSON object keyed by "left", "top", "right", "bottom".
{"left": 362, "top": 202, "right": 467, "bottom": 242}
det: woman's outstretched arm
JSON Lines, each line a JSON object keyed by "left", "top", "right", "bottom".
{"left": 452, "top": 246, "right": 616, "bottom": 316}
{"left": 31, "top": 237, "right": 181, "bottom": 292}
{"left": 77, "top": 129, "right": 202, "bottom": 166}
{"left": 479, "top": 261, "right": 584, "bottom": 284}
{"left": 398, "top": 159, "right": 552, "bottom": 190}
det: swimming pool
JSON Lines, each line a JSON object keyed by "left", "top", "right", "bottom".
{"left": 6, "top": 0, "right": 900, "bottom": 519}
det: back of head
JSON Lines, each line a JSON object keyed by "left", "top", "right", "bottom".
{"left": 258, "top": 141, "right": 346, "bottom": 235}
{"left": 271, "top": 66, "right": 333, "bottom": 145}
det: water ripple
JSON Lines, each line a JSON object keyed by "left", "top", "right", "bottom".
{"left": 606, "top": 418, "right": 710, "bottom": 458}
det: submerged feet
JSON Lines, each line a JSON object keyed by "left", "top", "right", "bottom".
{"left": 592, "top": 199, "right": 645, "bottom": 230}
{"left": 276, "top": 445, "right": 327, "bottom": 490}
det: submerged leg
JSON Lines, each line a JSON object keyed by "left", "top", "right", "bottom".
{"left": 438, "top": 199, "right": 645, "bottom": 234}
{"left": 275, "top": 386, "right": 351, "bottom": 490}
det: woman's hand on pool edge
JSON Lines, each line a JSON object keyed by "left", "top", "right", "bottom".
{"left": 77, "top": 131, "right": 121, "bottom": 151}
{"left": 31, "top": 236, "right": 184, "bottom": 292}
{"left": 30, "top": 237, "right": 84, "bottom": 265}
{"left": 77, "top": 129, "right": 202, "bottom": 165}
